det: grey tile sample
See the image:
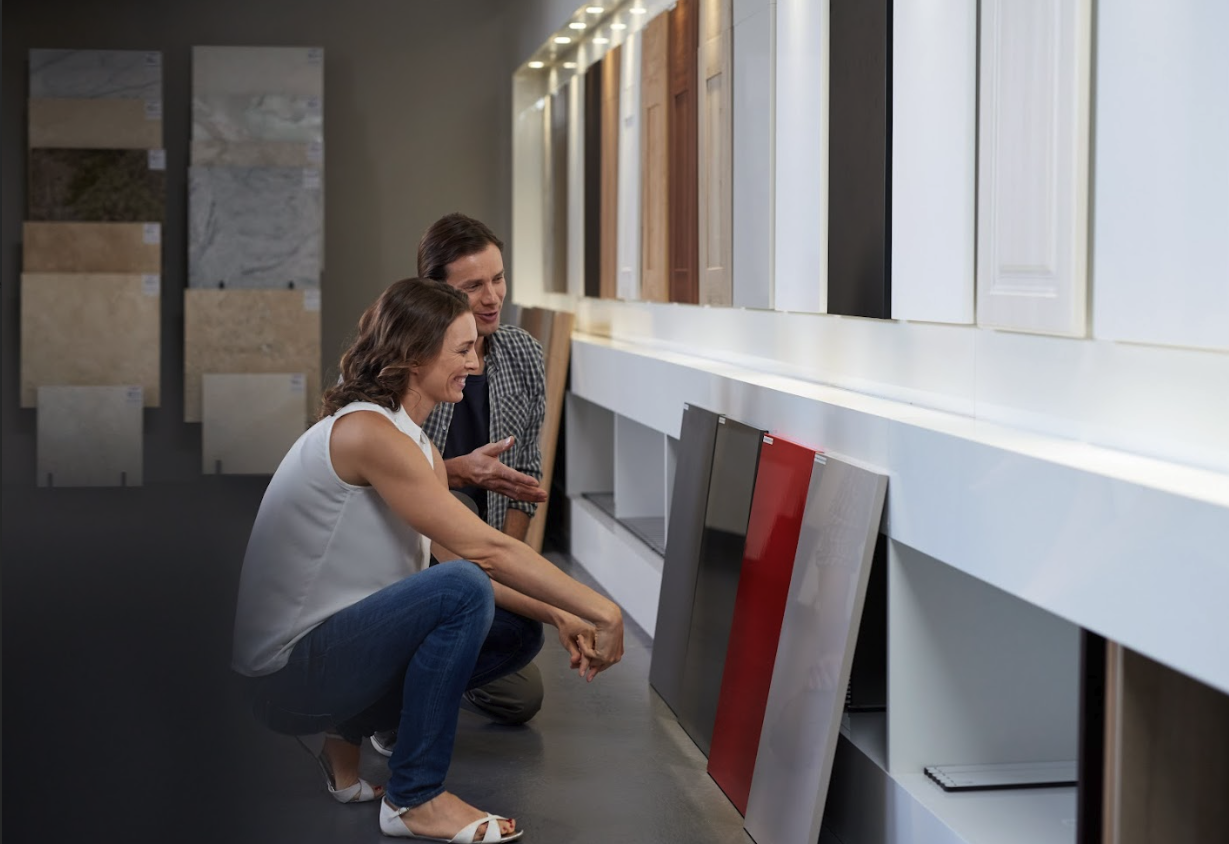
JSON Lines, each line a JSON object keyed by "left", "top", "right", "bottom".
{"left": 36, "top": 385, "right": 144, "bottom": 487}
{"left": 29, "top": 49, "right": 162, "bottom": 100}
{"left": 28, "top": 148, "right": 165, "bottom": 222}
{"left": 188, "top": 165, "right": 322, "bottom": 288}
{"left": 649, "top": 403, "right": 720, "bottom": 716}
{"left": 192, "top": 46, "right": 323, "bottom": 97}
{"left": 191, "top": 139, "right": 322, "bottom": 168}
{"left": 202, "top": 374, "right": 306, "bottom": 475}
{"left": 193, "top": 94, "right": 323, "bottom": 144}
{"left": 677, "top": 416, "right": 764, "bottom": 757}
{"left": 743, "top": 456, "right": 888, "bottom": 844}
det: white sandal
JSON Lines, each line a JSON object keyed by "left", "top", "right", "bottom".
{"left": 379, "top": 797, "right": 524, "bottom": 842}
{"left": 295, "top": 734, "right": 384, "bottom": 804}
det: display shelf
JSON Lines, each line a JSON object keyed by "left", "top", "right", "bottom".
{"left": 569, "top": 492, "right": 663, "bottom": 637}
{"left": 564, "top": 392, "right": 614, "bottom": 497}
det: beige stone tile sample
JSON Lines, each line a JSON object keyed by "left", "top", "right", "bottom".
{"left": 23, "top": 222, "right": 161, "bottom": 273}
{"left": 184, "top": 289, "right": 321, "bottom": 423}
{"left": 202, "top": 373, "right": 307, "bottom": 475}
{"left": 21, "top": 273, "right": 161, "bottom": 407}
{"left": 28, "top": 99, "right": 163, "bottom": 149}
{"left": 192, "top": 46, "right": 323, "bottom": 96}
{"left": 191, "top": 139, "right": 320, "bottom": 168}
{"left": 37, "top": 385, "right": 144, "bottom": 487}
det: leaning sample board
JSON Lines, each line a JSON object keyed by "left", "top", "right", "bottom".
{"left": 707, "top": 435, "right": 819, "bottom": 814}
{"left": 649, "top": 402, "right": 721, "bottom": 715}
{"left": 521, "top": 307, "right": 575, "bottom": 554}
{"left": 743, "top": 455, "right": 888, "bottom": 844}
{"left": 676, "top": 415, "right": 765, "bottom": 757}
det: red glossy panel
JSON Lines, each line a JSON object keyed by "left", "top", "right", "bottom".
{"left": 706, "top": 434, "right": 817, "bottom": 815}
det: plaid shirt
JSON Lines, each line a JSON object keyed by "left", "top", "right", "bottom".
{"left": 423, "top": 325, "right": 546, "bottom": 531}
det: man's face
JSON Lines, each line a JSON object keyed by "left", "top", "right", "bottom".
{"left": 442, "top": 243, "right": 506, "bottom": 337}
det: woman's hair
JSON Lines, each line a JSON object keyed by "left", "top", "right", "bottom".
{"left": 416, "top": 212, "right": 505, "bottom": 281}
{"left": 319, "top": 278, "right": 471, "bottom": 419}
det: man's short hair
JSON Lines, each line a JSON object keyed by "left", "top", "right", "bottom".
{"left": 417, "top": 213, "right": 505, "bottom": 281}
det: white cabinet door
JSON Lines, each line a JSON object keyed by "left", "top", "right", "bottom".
{"left": 698, "top": 0, "right": 733, "bottom": 306}
{"left": 732, "top": 0, "right": 774, "bottom": 310}
{"left": 976, "top": 0, "right": 1092, "bottom": 337}
{"left": 567, "top": 74, "right": 586, "bottom": 299}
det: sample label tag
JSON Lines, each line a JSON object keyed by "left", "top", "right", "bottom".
{"left": 302, "top": 168, "right": 321, "bottom": 190}
{"left": 307, "top": 47, "right": 324, "bottom": 65}
{"left": 306, "top": 141, "right": 324, "bottom": 163}
{"left": 718, "top": 416, "right": 727, "bottom": 425}
{"left": 303, "top": 289, "right": 321, "bottom": 311}
{"left": 142, "top": 274, "right": 160, "bottom": 296}
{"left": 815, "top": 454, "right": 827, "bottom": 464}
{"left": 305, "top": 96, "right": 321, "bottom": 113}
{"left": 763, "top": 435, "right": 774, "bottom": 445}
{"left": 142, "top": 223, "right": 161, "bottom": 245}
{"left": 144, "top": 51, "right": 162, "bottom": 67}
{"left": 144, "top": 100, "right": 162, "bottom": 120}
{"left": 290, "top": 374, "right": 306, "bottom": 393}
{"left": 148, "top": 149, "right": 166, "bottom": 170}
{"left": 126, "top": 386, "right": 144, "bottom": 405}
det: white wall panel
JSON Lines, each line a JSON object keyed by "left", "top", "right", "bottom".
{"left": 616, "top": 30, "right": 643, "bottom": 301}
{"left": 567, "top": 74, "right": 586, "bottom": 298}
{"left": 512, "top": 102, "right": 545, "bottom": 302}
{"left": 773, "top": 0, "right": 827, "bottom": 314}
{"left": 891, "top": 0, "right": 976, "bottom": 324}
{"left": 976, "top": 0, "right": 1092, "bottom": 336}
{"left": 1093, "top": 0, "right": 1229, "bottom": 351}
{"left": 732, "top": 0, "right": 774, "bottom": 310}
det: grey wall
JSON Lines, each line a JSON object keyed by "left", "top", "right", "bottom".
{"left": 1, "top": 0, "right": 526, "bottom": 485}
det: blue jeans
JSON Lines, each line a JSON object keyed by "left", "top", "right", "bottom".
{"left": 244, "top": 560, "right": 544, "bottom": 808}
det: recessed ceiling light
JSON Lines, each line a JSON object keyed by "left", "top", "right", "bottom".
{"left": 554, "top": 36, "right": 572, "bottom": 44}
{"left": 593, "top": 36, "right": 610, "bottom": 44}
{"left": 630, "top": 6, "right": 647, "bottom": 13}
{"left": 586, "top": 5, "right": 605, "bottom": 12}
{"left": 610, "top": 22, "right": 627, "bottom": 30}
{"left": 528, "top": 61, "right": 545, "bottom": 69}
{"left": 569, "top": 21, "right": 587, "bottom": 30}
{"left": 563, "top": 61, "right": 578, "bottom": 68}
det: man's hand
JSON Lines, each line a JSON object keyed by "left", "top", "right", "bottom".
{"left": 446, "top": 437, "right": 548, "bottom": 503}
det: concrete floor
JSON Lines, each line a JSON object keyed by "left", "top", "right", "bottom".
{"left": 1, "top": 482, "right": 838, "bottom": 843}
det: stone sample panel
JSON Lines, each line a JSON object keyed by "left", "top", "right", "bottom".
{"left": 192, "top": 46, "right": 323, "bottom": 97}
{"left": 202, "top": 373, "right": 307, "bottom": 475}
{"left": 28, "top": 148, "right": 165, "bottom": 222}
{"left": 28, "top": 99, "right": 162, "bottom": 149}
{"left": 29, "top": 49, "right": 162, "bottom": 100}
{"left": 36, "top": 385, "right": 144, "bottom": 487}
{"left": 22, "top": 222, "right": 161, "bottom": 273}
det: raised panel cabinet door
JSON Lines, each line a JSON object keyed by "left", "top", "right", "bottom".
{"left": 617, "top": 32, "right": 643, "bottom": 301}
{"left": 640, "top": 12, "right": 671, "bottom": 303}
{"left": 827, "top": 0, "right": 891, "bottom": 319}
{"left": 698, "top": 30, "right": 733, "bottom": 306}
{"left": 977, "top": 0, "right": 1092, "bottom": 336}
{"left": 707, "top": 435, "right": 818, "bottom": 815}
{"left": 600, "top": 46, "right": 622, "bottom": 299}
{"left": 668, "top": 0, "right": 700, "bottom": 305}
{"left": 649, "top": 402, "right": 721, "bottom": 716}
{"left": 584, "top": 66, "right": 603, "bottom": 298}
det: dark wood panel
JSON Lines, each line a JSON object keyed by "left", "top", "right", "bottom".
{"left": 600, "top": 45, "right": 622, "bottom": 299}
{"left": 584, "top": 66, "right": 602, "bottom": 298}
{"left": 828, "top": 0, "right": 891, "bottom": 318}
{"left": 668, "top": 0, "right": 699, "bottom": 304}
{"left": 546, "top": 88, "right": 569, "bottom": 293}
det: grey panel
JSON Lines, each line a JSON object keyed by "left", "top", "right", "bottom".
{"left": 649, "top": 403, "right": 720, "bottom": 714}
{"left": 743, "top": 455, "right": 888, "bottom": 844}
{"left": 677, "top": 416, "right": 764, "bottom": 756}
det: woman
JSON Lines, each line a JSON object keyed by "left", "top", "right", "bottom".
{"left": 231, "top": 278, "right": 624, "bottom": 842}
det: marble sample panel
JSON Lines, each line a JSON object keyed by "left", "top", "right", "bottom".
{"left": 202, "top": 374, "right": 306, "bottom": 475}
{"left": 192, "top": 46, "right": 323, "bottom": 97}
{"left": 743, "top": 456, "right": 888, "bottom": 844}
{"left": 22, "top": 222, "right": 161, "bottom": 273}
{"left": 29, "top": 49, "right": 162, "bottom": 100}
{"left": 28, "top": 149, "right": 165, "bottom": 222}
{"left": 28, "top": 99, "right": 163, "bottom": 149}
{"left": 193, "top": 94, "right": 322, "bottom": 144}
{"left": 21, "top": 273, "right": 161, "bottom": 407}
{"left": 188, "top": 165, "right": 322, "bottom": 288}
{"left": 36, "top": 385, "right": 144, "bottom": 487}
{"left": 184, "top": 289, "right": 321, "bottom": 423}
{"left": 191, "top": 139, "right": 320, "bottom": 168}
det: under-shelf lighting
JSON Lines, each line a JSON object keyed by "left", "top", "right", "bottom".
{"left": 569, "top": 21, "right": 587, "bottom": 29}
{"left": 528, "top": 61, "right": 546, "bottom": 69}
{"left": 554, "top": 35, "right": 573, "bottom": 44}
{"left": 593, "top": 36, "right": 610, "bottom": 44}
{"left": 586, "top": 5, "right": 605, "bottom": 12}
{"left": 563, "top": 61, "right": 578, "bottom": 68}
{"left": 630, "top": 6, "right": 647, "bottom": 13}
{"left": 610, "top": 21, "right": 627, "bottom": 30}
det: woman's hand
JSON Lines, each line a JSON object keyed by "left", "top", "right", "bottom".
{"left": 553, "top": 610, "right": 596, "bottom": 670}
{"left": 575, "top": 602, "right": 624, "bottom": 682}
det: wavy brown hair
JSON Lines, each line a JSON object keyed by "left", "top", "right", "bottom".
{"left": 319, "top": 278, "right": 471, "bottom": 419}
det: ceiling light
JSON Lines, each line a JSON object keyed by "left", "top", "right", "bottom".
{"left": 586, "top": 5, "right": 605, "bottom": 12}
{"left": 569, "top": 21, "right": 587, "bottom": 30}
{"left": 528, "top": 61, "right": 545, "bottom": 69}
{"left": 593, "top": 36, "right": 610, "bottom": 44}
{"left": 554, "top": 36, "right": 572, "bottom": 44}
{"left": 630, "top": 6, "right": 647, "bottom": 13}
{"left": 563, "top": 61, "right": 578, "bottom": 69}
{"left": 610, "top": 22, "right": 627, "bottom": 30}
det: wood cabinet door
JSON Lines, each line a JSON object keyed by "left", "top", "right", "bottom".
{"left": 600, "top": 46, "right": 622, "bottom": 299}
{"left": 640, "top": 12, "right": 671, "bottom": 303}
{"left": 698, "top": 28, "right": 732, "bottom": 306}
{"left": 668, "top": 0, "right": 699, "bottom": 304}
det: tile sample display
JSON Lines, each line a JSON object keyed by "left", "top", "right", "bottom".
{"left": 192, "top": 46, "right": 323, "bottom": 97}
{"left": 600, "top": 46, "right": 621, "bottom": 299}
{"left": 774, "top": 0, "right": 828, "bottom": 314}
{"left": 28, "top": 148, "right": 165, "bottom": 222}
{"left": 669, "top": 0, "right": 700, "bottom": 305}
{"left": 584, "top": 66, "right": 603, "bottom": 298}
{"left": 188, "top": 165, "right": 322, "bottom": 288}
{"left": 1092, "top": 0, "right": 1229, "bottom": 352}
{"left": 698, "top": 0, "right": 733, "bottom": 306}
{"left": 36, "top": 385, "right": 144, "bottom": 487}
{"left": 20, "top": 273, "right": 161, "bottom": 407}
{"left": 708, "top": 435, "right": 819, "bottom": 814}
{"left": 650, "top": 403, "right": 721, "bottom": 715}
{"left": 192, "top": 94, "right": 323, "bottom": 145}
{"left": 743, "top": 456, "right": 887, "bottom": 844}
{"left": 616, "top": 30, "right": 643, "bottom": 302}
{"left": 732, "top": 0, "right": 774, "bottom": 310}
{"left": 184, "top": 289, "right": 321, "bottom": 422}
{"left": 639, "top": 12, "right": 671, "bottom": 303}
{"left": 202, "top": 374, "right": 307, "bottom": 475}
{"left": 22, "top": 222, "right": 161, "bottom": 273}
{"left": 891, "top": 0, "right": 976, "bottom": 325}
{"left": 977, "top": 0, "right": 1092, "bottom": 336}
{"left": 29, "top": 49, "right": 162, "bottom": 100}
{"left": 27, "top": 99, "right": 163, "bottom": 149}
{"left": 827, "top": 0, "right": 891, "bottom": 319}
{"left": 677, "top": 415, "right": 764, "bottom": 756}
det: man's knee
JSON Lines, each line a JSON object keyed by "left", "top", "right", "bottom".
{"left": 465, "top": 662, "right": 544, "bottom": 725}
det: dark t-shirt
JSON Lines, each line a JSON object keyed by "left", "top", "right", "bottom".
{"left": 443, "top": 371, "right": 490, "bottom": 523}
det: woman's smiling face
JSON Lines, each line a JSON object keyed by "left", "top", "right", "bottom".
{"left": 415, "top": 311, "right": 479, "bottom": 404}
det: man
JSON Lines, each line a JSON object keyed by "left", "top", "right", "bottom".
{"left": 372, "top": 213, "right": 550, "bottom": 757}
